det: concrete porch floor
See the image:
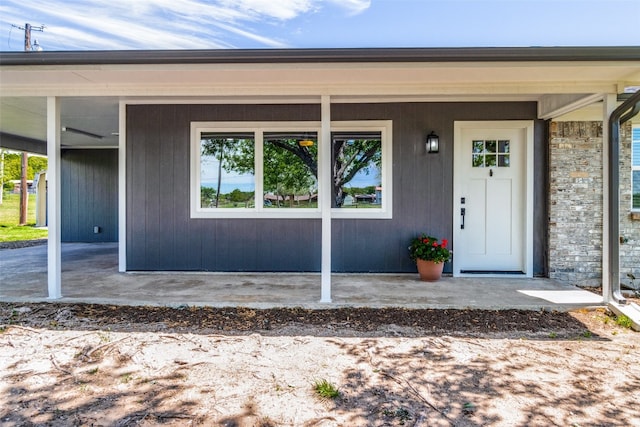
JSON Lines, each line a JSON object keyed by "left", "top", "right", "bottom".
{"left": 0, "top": 242, "right": 604, "bottom": 310}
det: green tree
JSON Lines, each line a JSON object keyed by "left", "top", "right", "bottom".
{"left": 332, "top": 139, "right": 381, "bottom": 207}
{"left": 229, "top": 188, "right": 253, "bottom": 206}
{"left": 200, "top": 186, "right": 217, "bottom": 208}
{"left": 263, "top": 140, "right": 317, "bottom": 207}
{"left": 201, "top": 136, "right": 253, "bottom": 208}
{"left": 1, "top": 153, "right": 48, "bottom": 182}
{"left": 29, "top": 156, "right": 48, "bottom": 176}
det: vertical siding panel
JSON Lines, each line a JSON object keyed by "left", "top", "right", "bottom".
{"left": 61, "top": 149, "right": 117, "bottom": 242}
{"left": 125, "top": 102, "right": 542, "bottom": 273}
{"left": 127, "top": 106, "right": 148, "bottom": 268}
{"left": 61, "top": 151, "right": 70, "bottom": 241}
{"left": 145, "top": 114, "right": 161, "bottom": 269}
{"left": 171, "top": 107, "right": 193, "bottom": 269}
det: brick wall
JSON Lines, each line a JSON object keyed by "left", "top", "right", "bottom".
{"left": 549, "top": 121, "right": 639, "bottom": 287}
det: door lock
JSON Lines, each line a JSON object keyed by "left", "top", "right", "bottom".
{"left": 461, "top": 207, "right": 466, "bottom": 229}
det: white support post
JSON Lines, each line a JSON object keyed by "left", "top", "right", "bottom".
{"left": 320, "top": 95, "right": 332, "bottom": 303}
{"left": 118, "top": 101, "right": 127, "bottom": 272}
{"left": 47, "top": 97, "right": 62, "bottom": 299}
{"left": 602, "top": 93, "right": 617, "bottom": 304}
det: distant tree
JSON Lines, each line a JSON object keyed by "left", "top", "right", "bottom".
{"left": 229, "top": 188, "right": 253, "bottom": 206}
{"left": 200, "top": 187, "right": 217, "bottom": 208}
{"left": 29, "top": 156, "right": 48, "bottom": 176}
{"left": 201, "top": 137, "right": 253, "bottom": 208}
{"left": 1, "top": 153, "right": 48, "bottom": 181}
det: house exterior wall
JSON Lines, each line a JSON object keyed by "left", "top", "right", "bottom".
{"left": 549, "top": 121, "right": 639, "bottom": 286}
{"left": 126, "top": 102, "right": 546, "bottom": 273}
{"left": 619, "top": 123, "right": 640, "bottom": 287}
{"left": 61, "top": 149, "right": 118, "bottom": 242}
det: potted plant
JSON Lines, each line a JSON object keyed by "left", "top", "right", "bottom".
{"left": 408, "top": 234, "right": 451, "bottom": 281}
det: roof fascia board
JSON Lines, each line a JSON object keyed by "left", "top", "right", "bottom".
{"left": 0, "top": 132, "right": 47, "bottom": 154}
{"left": 1, "top": 46, "right": 640, "bottom": 66}
{"left": 0, "top": 81, "right": 620, "bottom": 98}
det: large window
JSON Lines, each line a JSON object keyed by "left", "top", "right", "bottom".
{"left": 199, "top": 133, "right": 255, "bottom": 209}
{"left": 191, "top": 121, "right": 392, "bottom": 218}
{"left": 633, "top": 125, "right": 640, "bottom": 210}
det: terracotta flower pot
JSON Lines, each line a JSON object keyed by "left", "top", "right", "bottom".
{"left": 416, "top": 259, "right": 444, "bottom": 282}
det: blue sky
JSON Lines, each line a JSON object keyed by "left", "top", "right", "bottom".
{"left": 1, "top": 0, "right": 639, "bottom": 51}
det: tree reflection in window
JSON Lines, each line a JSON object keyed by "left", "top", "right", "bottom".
{"left": 263, "top": 132, "right": 318, "bottom": 208}
{"left": 332, "top": 132, "right": 382, "bottom": 208}
{"left": 472, "top": 140, "right": 510, "bottom": 168}
{"left": 200, "top": 133, "right": 255, "bottom": 208}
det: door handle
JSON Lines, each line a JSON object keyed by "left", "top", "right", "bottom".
{"left": 461, "top": 207, "right": 466, "bottom": 229}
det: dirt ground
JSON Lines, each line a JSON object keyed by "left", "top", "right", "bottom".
{"left": 1, "top": 302, "right": 639, "bottom": 427}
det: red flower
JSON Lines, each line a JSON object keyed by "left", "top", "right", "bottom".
{"left": 442, "top": 239, "right": 448, "bottom": 247}
{"left": 432, "top": 242, "right": 438, "bottom": 247}
{"left": 423, "top": 238, "right": 429, "bottom": 243}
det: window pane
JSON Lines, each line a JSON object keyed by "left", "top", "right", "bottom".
{"left": 200, "top": 133, "right": 255, "bottom": 208}
{"left": 633, "top": 127, "right": 640, "bottom": 167}
{"left": 485, "top": 154, "right": 497, "bottom": 167}
{"left": 472, "top": 154, "right": 484, "bottom": 167}
{"left": 472, "top": 140, "right": 484, "bottom": 153}
{"left": 634, "top": 170, "right": 640, "bottom": 210}
{"left": 499, "top": 140, "right": 510, "bottom": 153}
{"left": 263, "top": 132, "right": 318, "bottom": 208}
{"left": 498, "top": 154, "right": 510, "bottom": 167}
{"left": 486, "top": 140, "right": 497, "bottom": 153}
{"left": 332, "top": 132, "right": 382, "bottom": 208}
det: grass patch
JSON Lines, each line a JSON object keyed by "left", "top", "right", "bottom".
{"left": 383, "top": 407, "right": 412, "bottom": 424}
{"left": 312, "top": 379, "right": 340, "bottom": 400}
{"left": 0, "top": 193, "right": 48, "bottom": 242}
{"left": 615, "top": 314, "right": 633, "bottom": 329}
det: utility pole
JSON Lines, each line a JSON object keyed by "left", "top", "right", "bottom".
{"left": 15, "top": 23, "right": 45, "bottom": 224}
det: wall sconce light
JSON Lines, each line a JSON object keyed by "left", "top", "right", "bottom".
{"left": 426, "top": 131, "right": 439, "bottom": 153}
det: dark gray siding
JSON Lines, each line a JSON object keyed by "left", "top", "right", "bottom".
{"left": 331, "top": 102, "right": 546, "bottom": 275}
{"left": 61, "top": 149, "right": 118, "bottom": 242}
{"left": 127, "top": 102, "right": 545, "bottom": 275}
{"left": 126, "top": 104, "right": 321, "bottom": 271}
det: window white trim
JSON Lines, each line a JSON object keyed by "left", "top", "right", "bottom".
{"left": 190, "top": 120, "right": 392, "bottom": 219}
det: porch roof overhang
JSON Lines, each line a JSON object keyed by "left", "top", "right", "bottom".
{"left": 1, "top": 46, "right": 639, "bottom": 148}
{"left": 1, "top": 47, "right": 639, "bottom": 97}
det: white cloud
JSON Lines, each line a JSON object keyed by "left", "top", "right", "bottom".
{"left": 0, "top": 0, "right": 298, "bottom": 50}
{"left": 0, "top": 0, "right": 371, "bottom": 50}
{"left": 220, "top": 0, "right": 315, "bottom": 20}
{"left": 326, "top": 0, "right": 371, "bottom": 15}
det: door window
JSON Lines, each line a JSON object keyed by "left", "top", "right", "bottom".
{"left": 472, "top": 140, "right": 510, "bottom": 168}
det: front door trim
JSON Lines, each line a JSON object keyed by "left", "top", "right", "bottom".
{"left": 453, "top": 120, "right": 534, "bottom": 278}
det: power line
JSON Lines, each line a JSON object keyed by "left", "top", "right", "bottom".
{"left": 11, "top": 23, "right": 45, "bottom": 51}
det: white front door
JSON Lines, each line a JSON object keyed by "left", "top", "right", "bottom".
{"left": 453, "top": 121, "right": 533, "bottom": 277}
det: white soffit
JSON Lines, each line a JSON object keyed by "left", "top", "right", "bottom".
{"left": 1, "top": 61, "right": 639, "bottom": 97}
